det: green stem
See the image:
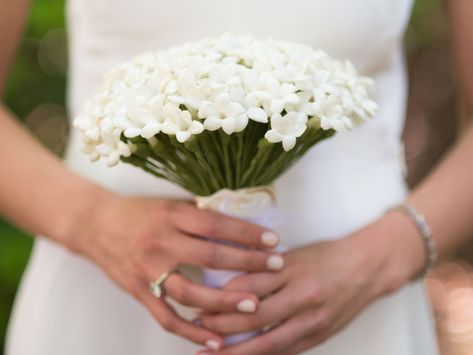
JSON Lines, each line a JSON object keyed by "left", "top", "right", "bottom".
{"left": 219, "top": 131, "right": 234, "bottom": 188}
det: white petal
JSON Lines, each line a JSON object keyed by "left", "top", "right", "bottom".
{"left": 247, "top": 107, "right": 268, "bottom": 123}
{"left": 89, "top": 151, "right": 100, "bottom": 162}
{"left": 320, "top": 116, "right": 332, "bottom": 130}
{"left": 270, "top": 113, "right": 283, "bottom": 126}
{"left": 331, "top": 119, "right": 346, "bottom": 132}
{"left": 141, "top": 122, "right": 161, "bottom": 138}
{"left": 363, "top": 100, "right": 378, "bottom": 116}
{"left": 204, "top": 116, "right": 222, "bottom": 131}
{"left": 181, "top": 110, "right": 193, "bottom": 122}
{"left": 176, "top": 130, "right": 191, "bottom": 143}
{"left": 149, "top": 95, "right": 164, "bottom": 115}
{"left": 190, "top": 120, "right": 204, "bottom": 134}
{"left": 340, "top": 116, "right": 353, "bottom": 130}
{"left": 96, "top": 143, "right": 112, "bottom": 155}
{"left": 85, "top": 127, "right": 100, "bottom": 141}
{"left": 264, "top": 130, "right": 282, "bottom": 143}
{"left": 235, "top": 114, "right": 249, "bottom": 132}
{"left": 198, "top": 101, "right": 216, "bottom": 119}
{"left": 117, "top": 141, "right": 131, "bottom": 157}
{"left": 227, "top": 102, "right": 245, "bottom": 117}
{"left": 107, "top": 151, "right": 121, "bottom": 167}
{"left": 270, "top": 99, "right": 285, "bottom": 114}
{"left": 284, "top": 94, "right": 300, "bottom": 104}
{"left": 124, "top": 127, "right": 141, "bottom": 138}
{"left": 165, "top": 80, "right": 178, "bottom": 94}
{"left": 222, "top": 117, "right": 237, "bottom": 135}
{"left": 161, "top": 121, "right": 177, "bottom": 134}
{"left": 168, "top": 95, "right": 185, "bottom": 104}
{"left": 282, "top": 135, "right": 296, "bottom": 151}
{"left": 215, "top": 93, "right": 232, "bottom": 111}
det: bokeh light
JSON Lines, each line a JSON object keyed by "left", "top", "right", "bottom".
{"left": 37, "top": 28, "right": 68, "bottom": 76}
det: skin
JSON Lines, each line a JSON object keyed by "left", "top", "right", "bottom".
{"left": 0, "top": 1, "right": 472, "bottom": 354}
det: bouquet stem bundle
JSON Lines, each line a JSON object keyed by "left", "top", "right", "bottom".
{"left": 122, "top": 118, "right": 335, "bottom": 196}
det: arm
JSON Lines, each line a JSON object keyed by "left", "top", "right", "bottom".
{"left": 373, "top": 0, "right": 473, "bottom": 285}
{"left": 0, "top": 103, "right": 108, "bottom": 246}
{"left": 0, "top": 0, "right": 100, "bottom": 244}
{"left": 447, "top": 0, "right": 473, "bottom": 133}
{"left": 0, "top": 2, "right": 285, "bottom": 350}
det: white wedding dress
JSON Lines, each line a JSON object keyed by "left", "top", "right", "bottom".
{"left": 6, "top": 0, "right": 439, "bottom": 354}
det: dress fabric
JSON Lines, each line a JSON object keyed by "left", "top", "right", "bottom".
{"left": 6, "top": 0, "right": 439, "bottom": 354}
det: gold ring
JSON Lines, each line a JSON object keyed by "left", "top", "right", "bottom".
{"left": 149, "top": 270, "right": 180, "bottom": 299}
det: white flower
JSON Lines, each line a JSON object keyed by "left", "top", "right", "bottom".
{"left": 74, "top": 33, "right": 377, "bottom": 165}
{"left": 161, "top": 103, "right": 204, "bottom": 142}
{"left": 198, "top": 93, "right": 248, "bottom": 134}
{"left": 319, "top": 96, "right": 352, "bottom": 132}
{"left": 245, "top": 77, "right": 300, "bottom": 115}
{"left": 265, "top": 112, "right": 308, "bottom": 151}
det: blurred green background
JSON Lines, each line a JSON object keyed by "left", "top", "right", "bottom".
{"left": 0, "top": 0, "right": 67, "bottom": 352}
{"left": 0, "top": 0, "right": 463, "bottom": 354}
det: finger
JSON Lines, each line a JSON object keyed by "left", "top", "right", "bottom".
{"left": 200, "top": 286, "right": 304, "bottom": 334}
{"left": 282, "top": 299, "right": 365, "bottom": 355}
{"left": 138, "top": 281, "right": 224, "bottom": 350}
{"left": 282, "top": 332, "right": 330, "bottom": 355}
{"left": 165, "top": 234, "right": 285, "bottom": 272}
{"left": 223, "top": 271, "right": 285, "bottom": 298}
{"left": 174, "top": 203, "right": 280, "bottom": 249}
{"left": 165, "top": 273, "right": 260, "bottom": 313}
{"left": 197, "top": 310, "right": 323, "bottom": 355}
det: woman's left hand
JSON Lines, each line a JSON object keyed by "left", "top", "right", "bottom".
{"left": 195, "top": 211, "right": 423, "bottom": 355}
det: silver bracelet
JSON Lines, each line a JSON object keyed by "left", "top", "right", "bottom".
{"left": 395, "top": 202, "right": 437, "bottom": 278}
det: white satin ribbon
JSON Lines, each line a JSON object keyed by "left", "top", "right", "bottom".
{"left": 195, "top": 186, "right": 286, "bottom": 345}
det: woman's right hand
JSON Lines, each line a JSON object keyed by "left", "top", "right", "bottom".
{"left": 65, "top": 192, "right": 283, "bottom": 350}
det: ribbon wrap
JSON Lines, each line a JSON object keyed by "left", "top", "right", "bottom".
{"left": 195, "top": 186, "right": 286, "bottom": 345}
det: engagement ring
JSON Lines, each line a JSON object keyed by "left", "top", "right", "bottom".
{"left": 149, "top": 270, "right": 180, "bottom": 299}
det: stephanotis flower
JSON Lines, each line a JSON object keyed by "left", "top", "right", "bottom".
{"left": 74, "top": 33, "right": 377, "bottom": 166}
{"left": 161, "top": 103, "right": 204, "bottom": 142}
{"left": 198, "top": 93, "right": 248, "bottom": 135}
{"left": 265, "top": 112, "right": 308, "bottom": 151}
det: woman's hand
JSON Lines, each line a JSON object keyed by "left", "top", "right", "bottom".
{"left": 195, "top": 211, "right": 424, "bottom": 355}
{"left": 64, "top": 192, "right": 284, "bottom": 351}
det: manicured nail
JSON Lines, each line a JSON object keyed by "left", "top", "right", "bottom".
{"left": 237, "top": 299, "right": 256, "bottom": 313}
{"left": 192, "top": 318, "right": 203, "bottom": 326}
{"left": 267, "top": 255, "right": 284, "bottom": 270}
{"left": 261, "top": 231, "right": 279, "bottom": 247}
{"left": 205, "top": 339, "right": 220, "bottom": 350}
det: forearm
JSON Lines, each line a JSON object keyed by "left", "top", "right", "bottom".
{"left": 406, "top": 123, "right": 473, "bottom": 257}
{"left": 349, "top": 123, "right": 473, "bottom": 296}
{"left": 390, "top": 123, "right": 473, "bottom": 281}
{"left": 0, "top": 104, "right": 110, "bottom": 248}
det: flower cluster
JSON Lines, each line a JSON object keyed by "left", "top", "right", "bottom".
{"left": 74, "top": 34, "right": 377, "bottom": 167}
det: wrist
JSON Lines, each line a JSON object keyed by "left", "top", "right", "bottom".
{"left": 51, "top": 177, "right": 116, "bottom": 255}
{"left": 345, "top": 210, "right": 426, "bottom": 298}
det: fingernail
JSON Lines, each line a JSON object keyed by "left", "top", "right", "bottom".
{"left": 267, "top": 255, "right": 284, "bottom": 270}
{"left": 237, "top": 299, "right": 256, "bottom": 313}
{"left": 192, "top": 318, "right": 203, "bottom": 326}
{"left": 261, "top": 231, "right": 279, "bottom": 247}
{"left": 205, "top": 339, "right": 220, "bottom": 350}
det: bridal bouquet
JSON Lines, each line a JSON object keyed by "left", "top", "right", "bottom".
{"left": 74, "top": 34, "right": 377, "bottom": 344}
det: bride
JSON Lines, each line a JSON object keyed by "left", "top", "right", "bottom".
{"left": 2, "top": 1, "right": 473, "bottom": 354}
